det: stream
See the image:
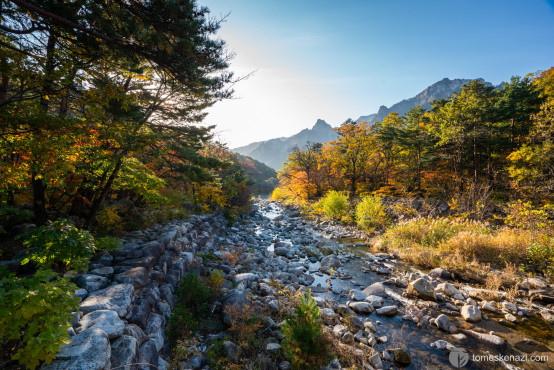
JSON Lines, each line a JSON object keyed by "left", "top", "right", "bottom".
{"left": 249, "top": 199, "right": 554, "bottom": 369}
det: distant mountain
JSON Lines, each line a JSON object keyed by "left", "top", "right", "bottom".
{"left": 356, "top": 78, "right": 473, "bottom": 124}
{"left": 233, "top": 119, "right": 337, "bottom": 170}
{"left": 236, "top": 154, "right": 278, "bottom": 194}
{"left": 235, "top": 78, "right": 482, "bottom": 170}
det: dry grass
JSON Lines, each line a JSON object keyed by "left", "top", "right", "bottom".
{"left": 380, "top": 216, "right": 552, "bottom": 282}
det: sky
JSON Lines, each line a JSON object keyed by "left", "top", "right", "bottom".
{"left": 199, "top": 0, "right": 554, "bottom": 148}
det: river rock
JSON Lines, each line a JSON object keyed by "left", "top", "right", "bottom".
{"left": 461, "top": 305, "right": 481, "bottom": 322}
{"left": 348, "top": 301, "right": 374, "bottom": 313}
{"left": 274, "top": 246, "right": 289, "bottom": 256}
{"left": 365, "top": 295, "right": 384, "bottom": 308}
{"left": 520, "top": 277, "right": 548, "bottom": 290}
{"left": 333, "top": 324, "right": 348, "bottom": 338}
{"left": 43, "top": 328, "right": 111, "bottom": 370}
{"left": 408, "top": 278, "right": 436, "bottom": 301}
{"left": 540, "top": 310, "right": 554, "bottom": 324}
{"left": 349, "top": 289, "right": 368, "bottom": 301}
{"left": 435, "top": 314, "right": 451, "bottom": 332}
{"left": 222, "top": 290, "right": 249, "bottom": 326}
{"left": 502, "top": 301, "right": 518, "bottom": 313}
{"left": 362, "top": 282, "right": 388, "bottom": 298}
{"left": 76, "top": 310, "right": 125, "bottom": 338}
{"left": 428, "top": 268, "right": 453, "bottom": 280}
{"left": 110, "top": 335, "right": 138, "bottom": 370}
{"left": 320, "top": 255, "right": 341, "bottom": 269}
{"left": 234, "top": 273, "right": 257, "bottom": 284}
{"left": 376, "top": 306, "right": 398, "bottom": 316}
{"left": 461, "top": 329, "right": 505, "bottom": 347}
{"left": 370, "top": 353, "right": 383, "bottom": 369}
{"left": 391, "top": 348, "right": 411, "bottom": 367}
{"left": 80, "top": 284, "right": 134, "bottom": 318}
{"left": 435, "top": 282, "right": 460, "bottom": 297}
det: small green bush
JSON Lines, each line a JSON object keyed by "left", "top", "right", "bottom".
{"left": 355, "top": 195, "right": 388, "bottom": 232}
{"left": 281, "top": 290, "right": 331, "bottom": 369}
{"left": 528, "top": 237, "right": 554, "bottom": 277}
{"left": 0, "top": 269, "right": 79, "bottom": 369}
{"left": 320, "top": 191, "right": 349, "bottom": 221}
{"left": 94, "top": 236, "right": 122, "bottom": 252}
{"left": 170, "top": 272, "right": 211, "bottom": 337}
{"left": 18, "top": 219, "right": 96, "bottom": 272}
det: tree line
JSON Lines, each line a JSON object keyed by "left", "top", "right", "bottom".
{"left": 278, "top": 70, "right": 554, "bottom": 205}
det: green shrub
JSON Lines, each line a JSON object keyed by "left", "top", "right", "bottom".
{"left": 18, "top": 219, "right": 96, "bottom": 273}
{"left": 355, "top": 195, "right": 388, "bottom": 232}
{"left": 320, "top": 191, "right": 349, "bottom": 221}
{"left": 0, "top": 269, "right": 79, "bottom": 369}
{"left": 170, "top": 272, "right": 211, "bottom": 337}
{"left": 528, "top": 237, "right": 554, "bottom": 277}
{"left": 0, "top": 206, "right": 34, "bottom": 225}
{"left": 94, "top": 236, "right": 122, "bottom": 252}
{"left": 281, "top": 290, "right": 331, "bottom": 369}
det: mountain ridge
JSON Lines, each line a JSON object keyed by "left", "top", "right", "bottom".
{"left": 233, "top": 77, "right": 483, "bottom": 170}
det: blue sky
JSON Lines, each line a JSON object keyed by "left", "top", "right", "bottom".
{"left": 200, "top": 0, "right": 554, "bottom": 147}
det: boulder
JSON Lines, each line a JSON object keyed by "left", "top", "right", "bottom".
{"left": 222, "top": 290, "right": 249, "bottom": 326}
{"left": 408, "top": 278, "right": 436, "bottom": 301}
{"left": 349, "top": 289, "right": 368, "bottom": 301}
{"left": 391, "top": 348, "right": 411, "bottom": 367}
{"left": 110, "top": 335, "right": 138, "bottom": 370}
{"left": 43, "top": 328, "right": 111, "bottom": 370}
{"left": 80, "top": 284, "right": 134, "bottom": 318}
{"left": 428, "top": 268, "right": 453, "bottom": 280}
{"left": 76, "top": 310, "right": 125, "bottom": 338}
{"left": 333, "top": 324, "right": 348, "bottom": 338}
{"left": 364, "top": 295, "right": 384, "bottom": 308}
{"left": 435, "top": 283, "right": 460, "bottom": 297}
{"left": 145, "top": 313, "right": 165, "bottom": 351}
{"left": 461, "top": 305, "right": 481, "bottom": 322}
{"left": 75, "top": 274, "right": 110, "bottom": 292}
{"left": 138, "top": 339, "right": 159, "bottom": 370}
{"left": 320, "top": 255, "right": 341, "bottom": 269}
{"left": 123, "top": 324, "right": 147, "bottom": 345}
{"left": 376, "top": 306, "right": 398, "bottom": 316}
{"left": 434, "top": 314, "right": 451, "bottom": 332}
{"left": 274, "top": 246, "right": 289, "bottom": 256}
{"left": 114, "top": 267, "right": 149, "bottom": 288}
{"left": 234, "top": 273, "right": 257, "bottom": 284}
{"left": 362, "top": 282, "right": 388, "bottom": 298}
{"left": 460, "top": 329, "right": 505, "bottom": 347}
{"left": 348, "top": 301, "right": 374, "bottom": 314}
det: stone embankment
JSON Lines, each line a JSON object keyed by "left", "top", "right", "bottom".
{"left": 43, "top": 213, "right": 227, "bottom": 369}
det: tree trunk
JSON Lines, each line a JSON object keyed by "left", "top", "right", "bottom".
{"left": 31, "top": 31, "right": 57, "bottom": 225}
{"left": 31, "top": 168, "right": 48, "bottom": 225}
{"left": 84, "top": 157, "right": 123, "bottom": 228}
{"left": 473, "top": 126, "right": 478, "bottom": 184}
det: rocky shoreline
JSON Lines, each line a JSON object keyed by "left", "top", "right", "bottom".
{"left": 5, "top": 199, "right": 552, "bottom": 369}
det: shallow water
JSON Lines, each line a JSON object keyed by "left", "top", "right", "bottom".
{"left": 257, "top": 201, "right": 554, "bottom": 369}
